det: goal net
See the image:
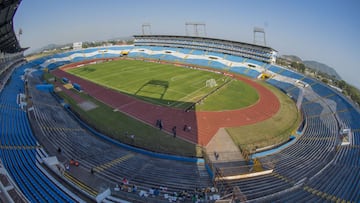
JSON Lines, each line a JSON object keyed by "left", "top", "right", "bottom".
{"left": 205, "top": 79, "right": 217, "bottom": 88}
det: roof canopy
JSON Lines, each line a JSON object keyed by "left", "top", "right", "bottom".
{"left": 0, "top": 0, "right": 23, "bottom": 53}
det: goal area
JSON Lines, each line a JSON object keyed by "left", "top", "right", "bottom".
{"left": 206, "top": 79, "right": 217, "bottom": 88}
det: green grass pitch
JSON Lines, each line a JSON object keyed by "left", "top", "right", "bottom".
{"left": 66, "top": 59, "right": 259, "bottom": 111}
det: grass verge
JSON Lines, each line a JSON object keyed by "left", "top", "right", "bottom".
{"left": 226, "top": 81, "right": 302, "bottom": 154}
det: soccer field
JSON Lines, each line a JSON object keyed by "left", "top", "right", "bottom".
{"left": 66, "top": 59, "right": 259, "bottom": 111}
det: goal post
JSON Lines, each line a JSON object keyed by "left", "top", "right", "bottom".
{"left": 206, "top": 79, "right": 217, "bottom": 88}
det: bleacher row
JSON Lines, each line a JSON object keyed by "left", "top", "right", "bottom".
{"left": 254, "top": 64, "right": 360, "bottom": 201}
{"left": 37, "top": 46, "right": 133, "bottom": 71}
{"left": 0, "top": 64, "right": 76, "bottom": 202}
{"left": 133, "top": 35, "right": 276, "bottom": 63}
{"left": 259, "top": 147, "right": 360, "bottom": 202}
{"left": 129, "top": 46, "right": 264, "bottom": 79}
{"left": 0, "top": 44, "right": 359, "bottom": 202}
{"left": 0, "top": 158, "right": 28, "bottom": 202}
{"left": 38, "top": 45, "right": 267, "bottom": 80}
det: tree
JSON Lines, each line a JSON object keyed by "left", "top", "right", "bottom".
{"left": 290, "top": 62, "right": 298, "bottom": 69}
{"left": 337, "top": 80, "right": 347, "bottom": 89}
{"left": 298, "top": 63, "right": 305, "bottom": 73}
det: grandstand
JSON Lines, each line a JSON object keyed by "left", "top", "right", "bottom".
{"left": 1, "top": 1, "right": 360, "bottom": 202}
{"left": 133, "top": 35, "right": 278, "bottom": 64}
{"left": 0, "top": 1, "right": 30, "bottom": 201}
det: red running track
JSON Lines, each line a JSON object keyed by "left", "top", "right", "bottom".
{"left": 53, "top": 60, "right": 280, "bottom": 146}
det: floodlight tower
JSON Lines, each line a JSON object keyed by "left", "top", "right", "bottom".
{"left": 18, "top": 28, "right": 23, "bottom": 44}
{"left": 253, "top": 27, "right": 266, "bottom": 46}
{"left": 142, "top": 23, "right": 152, "bottom": 35}
{"left": 185, "top": 22, "right": 207, "bottom": 37}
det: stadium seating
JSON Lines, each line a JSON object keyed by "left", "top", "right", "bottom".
{"left": 246, "top": 69, "right": 261, "bottom": 79}
{"left": 267, "top": 65, "right": 283, "bottom": 73}
{"left": 230, "top": 66, "right": 248, "bottom": 75}
{"left": 267, "top": 65, "right": 304, "bottom": 80}
{"left": 0, "top": 159, "right": 28, "bottom": 202}
{"left": 129, "top": 46, "right": 263, "bottom": 78}
{"left": 26, "top": 72, "right": 212, "bottom": 201}
{"left": 310, "top": 82, "right": 335, "bottom": 97}
{"left": 1, "top": 41, "right": 360, "bottom": 202}
{"left": 133, "top": 35, "right": 276, "bottom": 63}
{"left": 190, "top": 49, "right": 206, "bottom": 56}
{"left": 183, "top": 58, "right": 211, "bottom": 67}
{"left": 256, "top": 68, "right": 359, "bottom": 202}
{"left": 160, "top": 54, "right": 183, "bottom": 62}
{"left": 304, "top": 146, "right": 360, "bottom": 202}
{"left": 246, "top": 59, "right": 264, "bottom": 67}
{"left": 0, "top": 66, "right": 75, "bottom": 202}
{"left": 226, "top": 59, "right": 358, "bottom": 202}
{"left": 353, "top": 131, "right": 360, "bottom": 145}
{"left": 280, "top": 69, "right": 303, "bottom": 80}
{"left": 259, "top": 187, "right": 323, "bottom": 202}
{"left": 301, "top": 76, "right": 316, "bottom": 85}
{"left": 222, "top": 174, "right": 293, "bottom": 200}
{"left": 208, "top": 61, "right": 228, "bottom": 70}
{"left": 206, "top": 51, "right": 225, "bottom": 58}
{"left": 226, "top": 55, "right": 245, "bottom": 63}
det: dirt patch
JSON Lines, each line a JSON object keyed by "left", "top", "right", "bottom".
{"left": 78, "top": 101, "right": 98, "bottom": 111}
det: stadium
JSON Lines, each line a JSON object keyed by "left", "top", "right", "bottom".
{"left": 1, "top": 1, "right": 360, "bottom": 203}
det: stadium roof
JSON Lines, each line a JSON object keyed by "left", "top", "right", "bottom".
{"left": 0, "top": 0, "right": 23, "bottom": 53}
{"left": 133, "top": 34, "right": 277, "bottom": 52}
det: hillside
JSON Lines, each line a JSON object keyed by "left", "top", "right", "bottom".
{"left": 281, "top": 55, "right": 303, "bottom": 63}
{"left": 280, "top": 55, "right": 342, "bottom": 80}
{"left": 303, "top": 60, "right": 342, "bottom": 80}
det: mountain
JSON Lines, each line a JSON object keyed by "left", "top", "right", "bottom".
{"left": 303, "top": 60, "right": 342, "bottom": 80}
{"left": 280, "top": 54, "right": 342, "bottom": 81}
{"left": 281, "top": 55, "right": 302, "bottom": 62}
{"left": 107, "top": 36, "right": 133, "bottom": 42}
{"left": 29, "top": 43, "right": 70, "bottom": 54}
{"left": 29, "top": 36, "right": 133, "bottom": 55}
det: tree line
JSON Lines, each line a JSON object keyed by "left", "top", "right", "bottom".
{"left": 276, "top": 58, "right": 360, "bottom": 106}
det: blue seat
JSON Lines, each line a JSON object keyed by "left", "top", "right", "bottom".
{"left": 0, "top": 63, "right": 74, "bottom": 202}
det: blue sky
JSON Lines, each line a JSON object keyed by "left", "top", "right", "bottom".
{"left": 14, "top": 0, "right": 360, "bottom": 88}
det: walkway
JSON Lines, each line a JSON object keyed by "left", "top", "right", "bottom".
{"left": 206, "top": 128, "right": 249, "bottom": 175}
